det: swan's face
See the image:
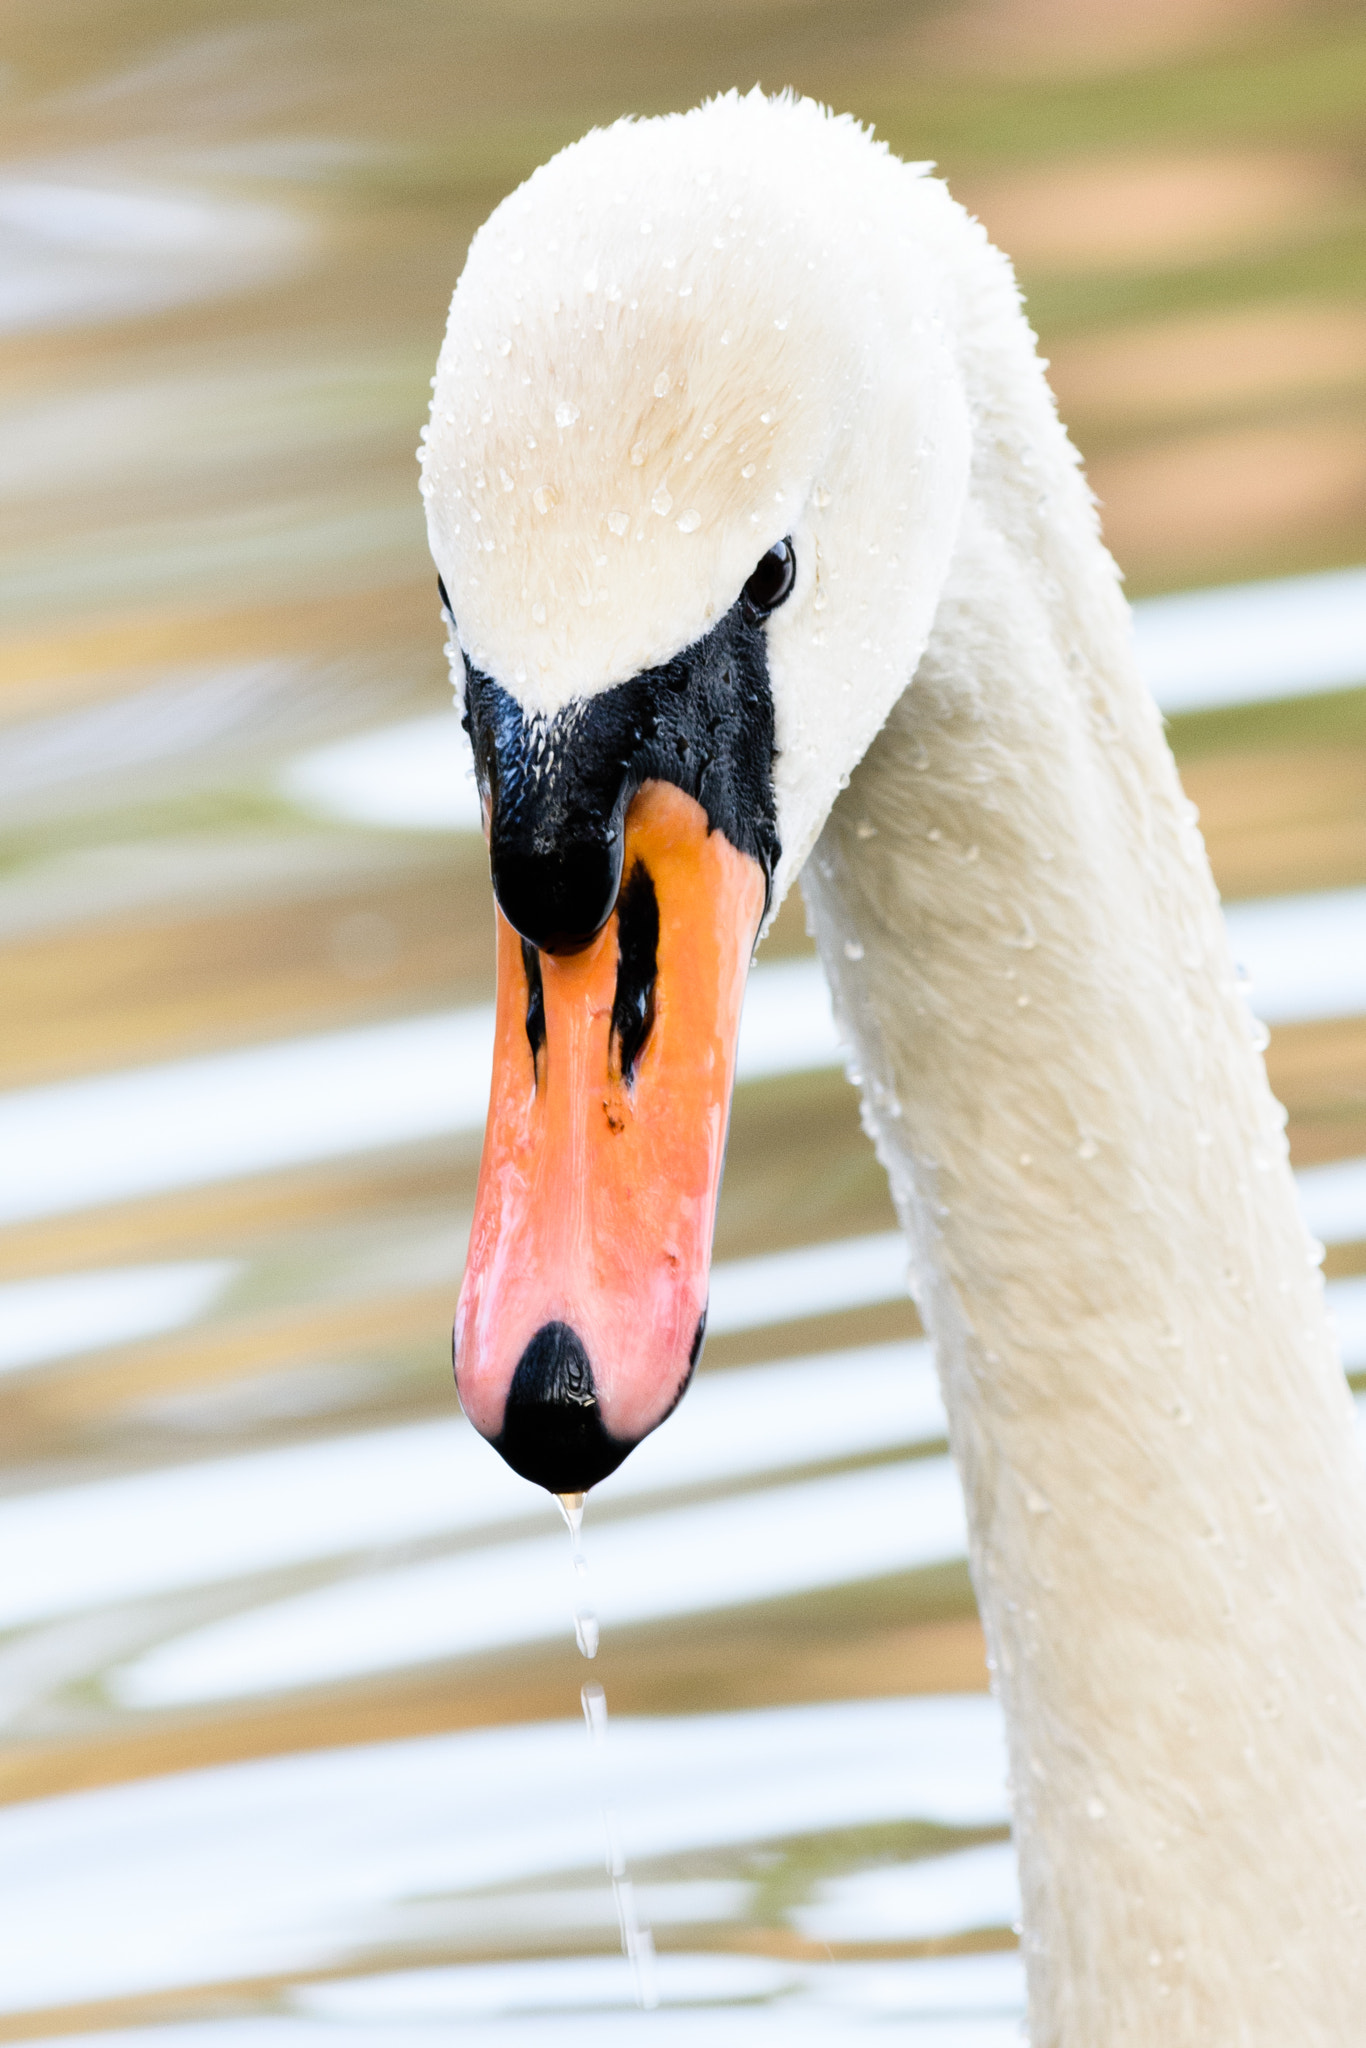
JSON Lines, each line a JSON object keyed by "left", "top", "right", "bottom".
{"left": 421, "top": 98, "right": 969, "bottom": 1491}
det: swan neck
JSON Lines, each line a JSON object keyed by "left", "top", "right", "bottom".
{"left": 802, "top": 482, "right": 1366, "bottom": 2035}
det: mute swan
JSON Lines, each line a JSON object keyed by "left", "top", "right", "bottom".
{"left": 420, "top": 92, "right": 1366, "bottom": 2045}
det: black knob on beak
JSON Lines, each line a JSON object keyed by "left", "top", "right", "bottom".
{"left": 491, "top": 829, "right": 624, "bottom": 957}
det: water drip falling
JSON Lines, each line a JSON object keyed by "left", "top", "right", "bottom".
{"left": 557, "top": 1494, "right": 657, "bottom": 2008}
{"left": 583, "top": 1681, "right": 659, "bottom": 2009}
{"left": 557, "top": 1490, "right": 598, "bottom": 1658}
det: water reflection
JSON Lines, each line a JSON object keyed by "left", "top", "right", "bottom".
{"left": 113, "top": 1457, "right": 969, "bottom": 1707}
{"left": 0, "top": 1260, "right": 235, "bottom": 1375}
{"left": 0, "top": 178, "right": 303, "bottom": 333}
{"left": 0, "top": 1697, "right": 1008, "bottom": 2015}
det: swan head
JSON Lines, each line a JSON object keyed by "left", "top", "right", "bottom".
{"left": 422, "top": 92, "right": 971, "bottom": 1491}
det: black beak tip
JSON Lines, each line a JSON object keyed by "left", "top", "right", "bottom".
{"left": 492, "top": 1321, "right": 635, "bottom": 1494}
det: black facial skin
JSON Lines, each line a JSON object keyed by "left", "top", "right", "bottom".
{"left": 454, "top": 543, "right": 793, "bottom": 956}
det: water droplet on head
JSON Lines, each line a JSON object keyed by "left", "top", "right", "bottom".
{"left": 812, "top": 483, "right": 832, "bottom": 509}
{"left": 676, "top": 509, "right": 701, "bottom": 533}
{"left": 651, "top": 487, "right": 673, "bottom": 517}
{"left": 555, "top": 401, "right": 580, "bottom": 429}
{"left": 532, "top": 485, "right": 558, "bottom": 515}
{"left": 607, "top": 510, "right": 629, "bottom": 537}
{"left": 741, "top": 462, "right": 757, "bottom": 479}
{"left": 531, "top": 600, "right": 547, "bottom": 624}
{"left": 653, "top": 372, "right": 671, "bottom": 399}
{"left": 629, "top": 440, "right": 647, "bottom": 467}
{"left": 497, "top": 337, "right": 511, "bottom": 357}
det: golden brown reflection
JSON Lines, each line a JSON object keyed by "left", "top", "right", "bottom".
{"left": 2, "top": 0, "right": 1365, "bottom": 2037}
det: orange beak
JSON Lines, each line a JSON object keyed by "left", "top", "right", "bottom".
{"left": 455, "top": 779, "right": 766, "bottom": 1492}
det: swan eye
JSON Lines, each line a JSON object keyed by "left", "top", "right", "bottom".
{"left": 437, "top": 574, "right": 453, "bottom": 616}
{"left": 741, "top": 538, "right": 796, "bottom": 622}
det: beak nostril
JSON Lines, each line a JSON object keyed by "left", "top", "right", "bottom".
{"left": 610, "top": 861, "right": 659, "bottom": 1085}
{"left": 521, "top": 937, "right": 546, "bottom": 1077}
{"left": 493, "top": 1322, "right": 635, "bottom": 1493}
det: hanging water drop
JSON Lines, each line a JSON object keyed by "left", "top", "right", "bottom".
{"left": 558, "top": 1492, "right": 598, "bottom": 1660}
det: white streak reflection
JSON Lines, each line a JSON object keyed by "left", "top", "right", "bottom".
{"left": 0, "top": 1261, "right": 236, "bottom": 1377}
{"left": 7, "top": 2012, "right": 1023, "bottom": 2047}
{"left": 1134, "top": 566, "right": 1366, "bottom": 715}
{"left": 0, "top": 1696, "right": 1008, "bottom": 2016}
{"left": 793, "top": 1843, "right": 1020, "bottom": 1943}
{"left": 0, "top": 179, "right": 304, "bottom": 334}
{"left": 281, "top": 714, "right": 483, "bottom": 833}
{"left": 0, "top": 1339, "right": 941, "bottom": 1634}
{"left": 1225, "top": 888, "right": 1366, "bottom": 1025}
{"left": 293, "top": 1951, "right": 1026, "bottom": 2023}
{"left": 1328, "top": 1275, "right": 1366, "bottom": 1373}
{"left": 0, "top": 1008, "right": 499, "bottom": 1226}
{"left": 706, "top": 1233, "right": 907, "bottom": 1334}
{"left": 1296, "top": 1158, "right": 1366, "bottom": 1256}
{"left": 112, "top": 1457, "right": 968, "bottom": 1706}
